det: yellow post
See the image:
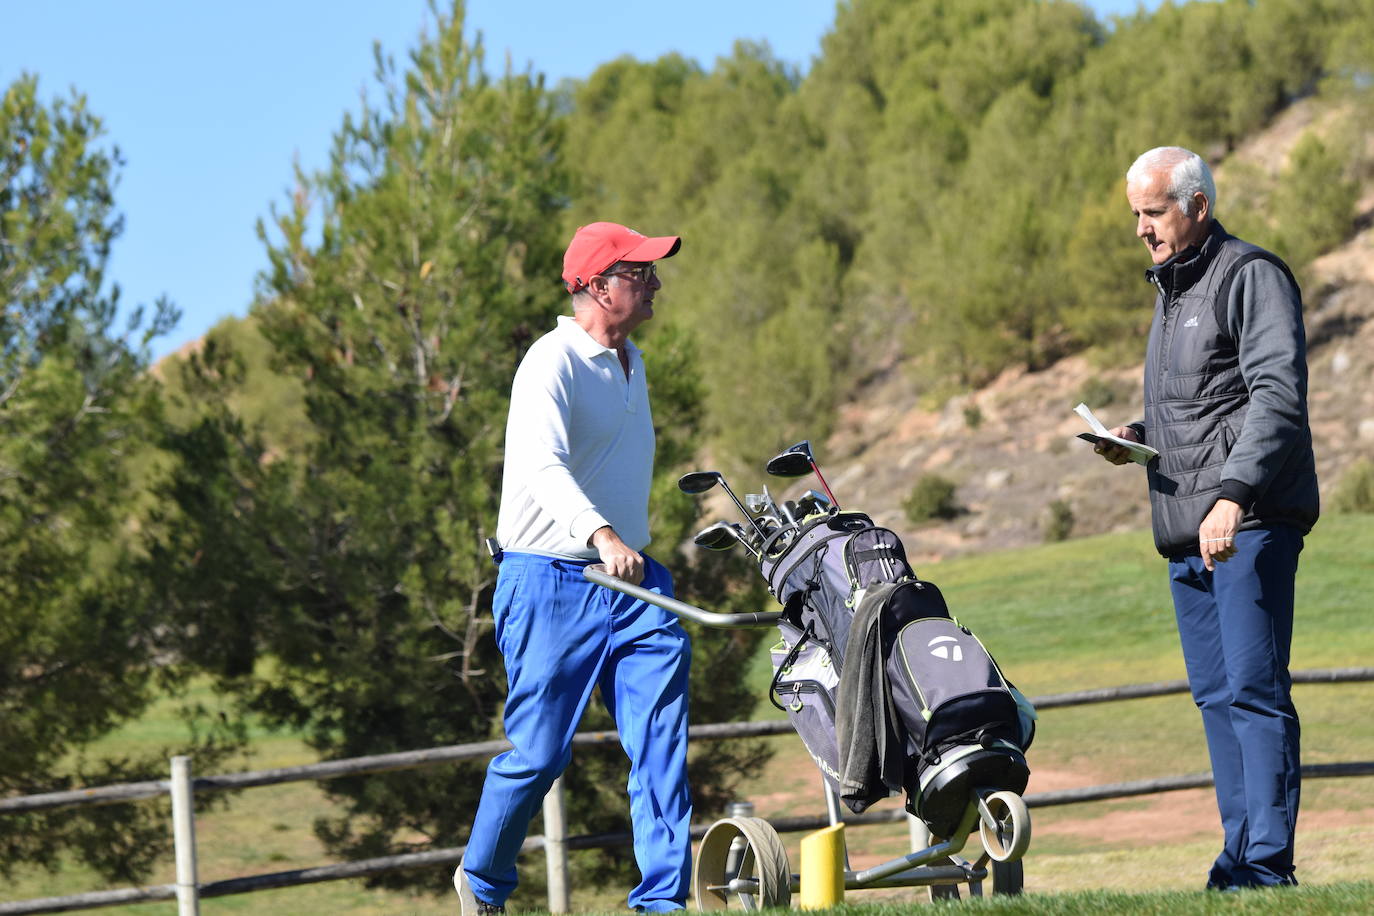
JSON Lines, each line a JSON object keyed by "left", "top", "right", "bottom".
{"left": 799, "top": 822, "right": 845, "bottom": 909}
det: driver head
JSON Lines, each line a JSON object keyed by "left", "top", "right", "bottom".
{"left": 678, "top": 470, "right": 721, "bottom": 495}
{"left": 766, "top": 442, "right": 813, "bottom": 478}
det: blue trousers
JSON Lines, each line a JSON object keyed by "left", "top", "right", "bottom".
{"left": 1168, "top": 525, "right": 1303, "bottom": 888}
{"left": 463, "top": 552, "right": 693, "bottom": 911}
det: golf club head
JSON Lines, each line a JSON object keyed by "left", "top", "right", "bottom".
{"left": 760, "top": 484, "right": 797, "bottom": 527}
{"left": 678, "top": 470, "right": 721, "bottom": 495}
{"left": 680, "top": 470, "right": 769, "bottom": 540}
{"left": 693, "top": 521, "right": 739, "bottom": 551}
{"left": 773, "top": 439, "right": 838, "bottom": 509}
{"left": 746, "top": 495, "right": 783, "bottom": 531}
{"left": 728, "top": 522, "right": 762, "bottom": 558}
{"left": 795, "top": 489, "right": 831, "bottom": 519}
{"left": 766, "top": 441, "right": 813, "bottom": 478}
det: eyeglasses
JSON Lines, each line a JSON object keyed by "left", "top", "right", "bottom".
{"left": 600, "top": 262, "right": 657, "bottom": 285}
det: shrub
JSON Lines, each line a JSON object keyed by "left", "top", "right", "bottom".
{"left": 904, "top": 475, "right": 960, "bottom": 523}
{"left": 1330, "top": 458, "right": 1374, "bottom": 514}
{"left": 1044, "top": 499, "right": 1075, "bottom": 542}
{"left": 1271, "top": 133, "right": 1358, "bottom": 269}
{"left": 963, "top": 404, "right": 984, "bottom": 429}
{"left": 1076, "top": 377, "right": 1119, "bottom": 409}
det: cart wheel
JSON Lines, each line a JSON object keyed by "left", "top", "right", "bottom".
{"left": 977, "top": 791, "right": 1031, "bottom": 863}
{"left": 929, "top": 871, "right": 961, "bottom": 901}
{"left": 989, "top": 858, "right": 1024, "bottom": 895}
{"left": 693, "top": 816, "right": 792, "bottom": 911}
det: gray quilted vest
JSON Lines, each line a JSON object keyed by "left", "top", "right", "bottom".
{"left": 1140, "top": 223, "right": 1318, "bottom": 556}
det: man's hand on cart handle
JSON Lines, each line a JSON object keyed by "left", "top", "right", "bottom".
{"left": 590, "top": 526, "right": 644, "bottom": 585}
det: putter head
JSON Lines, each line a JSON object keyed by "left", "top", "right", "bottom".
{"left": 693, "top": 521, "right": 739, "bottom": 551}
{"left": 678, "top": 470, "right": 720, "bottom": 495}
{"left": 766, "top": 441, "right": 814, "bottom": 478}
{"left": 745, "top": 493, "right": 768, "bottom": 514}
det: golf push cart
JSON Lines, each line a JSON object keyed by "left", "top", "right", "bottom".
{"left": 585, "top": 441, "right": 1035, "bottom": 908}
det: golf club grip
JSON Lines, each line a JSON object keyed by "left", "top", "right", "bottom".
{"left": 583, "top": 565, "right": 781, "bottom": 629}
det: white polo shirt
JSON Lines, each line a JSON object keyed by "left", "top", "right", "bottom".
{"left": 496, "top": 316, "right": 655, "bottom": 559}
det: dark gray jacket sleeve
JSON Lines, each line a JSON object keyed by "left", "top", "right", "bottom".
{"left": 1218, "top": 260, "right": 1308, "bottom": 509}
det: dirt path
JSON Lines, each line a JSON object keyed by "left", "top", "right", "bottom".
{"left": 735, "top": 747, "right": 1374, "bottom": 875}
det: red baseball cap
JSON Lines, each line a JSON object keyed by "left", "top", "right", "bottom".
{"left": 562, "top": 221, "right": 681, "bottom": 293}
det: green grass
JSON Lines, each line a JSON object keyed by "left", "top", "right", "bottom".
{"left": 912, "top": 513, "right": 1374, "bottom": 695}
{"left": 3, "top": 515, "right": 1372, "bottom": 913}
{"left": 723, "top": 514, "right": 1374, "bottom": 907}
{"left": 817, "top": 881, "right": 1374, "bottom": 913}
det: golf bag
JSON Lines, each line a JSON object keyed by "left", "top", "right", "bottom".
{"left": 765, "top": 510, "right": 1034, "bottom": 838}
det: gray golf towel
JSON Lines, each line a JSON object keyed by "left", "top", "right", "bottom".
{"left": 834, "top": 581, "right": 906, "bottom": 812}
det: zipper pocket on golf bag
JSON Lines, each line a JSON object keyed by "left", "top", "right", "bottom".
{"left": 887, "top": 616, "right": 1027, "bottom": 754}
{"left": 769, "top": 619, "right": 839, "bottom": 707}
{"left": 763, "top": 511, "right": 874, "bottom": 600}
{"left": 842, "top": 526, "right": 914, "bottom": 592}
{"left": 769, "top": 620, "right": 843, "bottom": 793}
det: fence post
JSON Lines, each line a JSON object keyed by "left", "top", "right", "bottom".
{"left": 170, "top": 755, "right": 201, "bottom": 916}
{"left": 543, "top": 775, "right": 570, "bottom": 913}
{"left": 724, "top": 801, "right": 755, "bottom": 879}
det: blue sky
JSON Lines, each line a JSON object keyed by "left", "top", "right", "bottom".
{"left": 2, "top": 0, "right": 1160, "bottom": 359}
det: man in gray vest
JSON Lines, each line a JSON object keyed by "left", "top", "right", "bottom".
{"left": 1095, "top": 146, "right": 1318, "bottom": 890}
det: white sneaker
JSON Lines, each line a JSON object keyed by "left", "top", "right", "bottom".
{"left": 454, "top": 862, "right": 504, "bottom": 915}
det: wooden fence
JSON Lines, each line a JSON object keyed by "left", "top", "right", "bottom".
{"left": 2, "top": 667, "right": 1372, "bottom": 915}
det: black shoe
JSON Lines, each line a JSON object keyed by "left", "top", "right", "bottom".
{"left": 477, "top": 902, "right": 505, "bottom": 915}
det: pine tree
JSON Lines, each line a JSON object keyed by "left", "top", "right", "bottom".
{"left": 0, "top": 73, "right": 213, "bottom": 883}
{"left": 149, "top": 2, "right": 769, "bottom": 896}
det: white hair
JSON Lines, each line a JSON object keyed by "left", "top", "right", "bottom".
{"left": 1126, "top": 146, "right": 1216, "bottom": 217}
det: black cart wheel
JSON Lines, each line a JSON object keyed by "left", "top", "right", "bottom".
{"left": 990, "top": 858, "right": 1025, "bottom": 895}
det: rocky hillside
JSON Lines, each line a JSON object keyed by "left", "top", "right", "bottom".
{"left": 794, "top": 103, "right": 1374, "bottom": 565}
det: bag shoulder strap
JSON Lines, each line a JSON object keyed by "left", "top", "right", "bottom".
{"left": 1213, "top": 250, "right": 1299, "bottom": 343}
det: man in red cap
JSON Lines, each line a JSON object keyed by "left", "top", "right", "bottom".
{"left": 456, "top": 223, "right": 691, "bottom": 914}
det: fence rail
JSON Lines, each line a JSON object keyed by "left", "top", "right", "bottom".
{"left": 2, "top": 667, "right": 1372, "bottom": 915}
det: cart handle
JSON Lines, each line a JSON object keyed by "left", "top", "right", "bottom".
{"left": 583, "top": 565, "right": 781, "bottom": 629}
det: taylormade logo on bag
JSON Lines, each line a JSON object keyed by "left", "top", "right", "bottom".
{"left": 928, "top": 636, "right": 963, "bottom": 662}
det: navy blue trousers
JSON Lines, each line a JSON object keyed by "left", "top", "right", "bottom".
{"left": 462, "top": 552, "right": 692, "bottom": 911}
{"left": 1168, "top": 525, "right": 1303, "bottom": 888}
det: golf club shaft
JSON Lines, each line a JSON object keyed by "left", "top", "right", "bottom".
{"left": 718, "top": 479, "right": 769, "bottom": 540}
{"left": 811, "top": 461, "right": 840, "bottom": 509}
{"left": 781, "top": 499, "right": 799, "bottom": 527}
{"left": 725, "top": 522, "right": 761, "bottom": 558}
{"left": 583, "top": 566, "right": 780, "bottom": 628}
